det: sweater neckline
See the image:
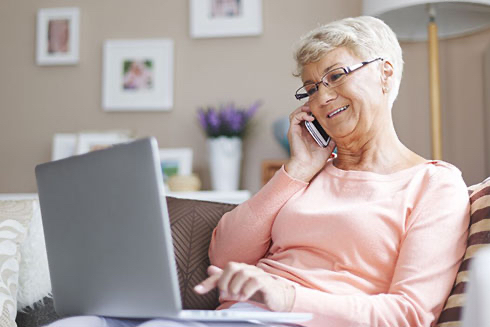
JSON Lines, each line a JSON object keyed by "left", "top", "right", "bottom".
{"left": 324, "top": 158, "right": 438, "bottom": 181}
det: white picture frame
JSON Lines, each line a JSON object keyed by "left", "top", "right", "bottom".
{"left": 52, "top": 133, "right": 77, "bottom": 161}
{"left": 190, "top": 0, "right": 262, "bottom": 38}
{"left": 36, "top": 7, "right": 80, "bottom": 65}
{"left": 75, "top": 132, "right": 131, "bottom": 155}
{"left": 159, "top": 148, "right": 193, "bottom": 186}
{"left": 102, "top": 39, "right": 174, "bottom": 111}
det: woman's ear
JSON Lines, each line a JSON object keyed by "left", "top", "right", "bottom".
{"left": 380, "top": 60, "right": 394, "bottom": 88}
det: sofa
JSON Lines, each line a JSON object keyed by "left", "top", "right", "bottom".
{"left": 2, "top": 176, "right": 490, "bottom": 327}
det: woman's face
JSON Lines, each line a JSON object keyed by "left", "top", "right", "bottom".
{"left": 300, "top": 47, "right": 388, "bottom": 145}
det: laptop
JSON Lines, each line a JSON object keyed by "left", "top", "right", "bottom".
{"left": 35, "top": 137, "right": 312, "bottom": 324}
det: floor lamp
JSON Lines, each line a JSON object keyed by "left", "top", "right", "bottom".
{"left": 363, "top": 0, "right": 490, "bottom": 160}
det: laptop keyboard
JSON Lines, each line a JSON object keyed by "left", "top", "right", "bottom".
{"left": 180, "top": 310, "right": 232, "bottom": 318}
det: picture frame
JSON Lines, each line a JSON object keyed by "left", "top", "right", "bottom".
{"left": 158, "top": 148, "right": 193, "bottom": 185}
{"left": 190, "top": 0, "right": 262, "bottom": 38}
{"left": 52, "top": 133, "right": 77, "bottom": 161}
{"left": 102, "top": 39, "right": 174, "bottom": 111}
{"left": 75, "top": 132, "right": 132, "bottom": 155}
{"left": 36, "top": 7, "right": 80, "bottom": 65}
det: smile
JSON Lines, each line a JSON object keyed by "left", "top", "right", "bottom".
{"left": 327, "top": 105, "right": 349, "bottom": 118}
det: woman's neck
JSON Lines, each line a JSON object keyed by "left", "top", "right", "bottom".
{"left": 333, "top": 121, "right": 426, "bottom": 174}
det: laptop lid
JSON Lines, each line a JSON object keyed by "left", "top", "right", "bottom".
{"left": 36, "top": 137, "right": 183, "bottom": 318}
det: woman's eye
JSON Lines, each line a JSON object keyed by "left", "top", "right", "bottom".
{"left": 329, "top": 73, "right": 344, "bottom": 82}
{"left": 305, "top": 85, "right": 317, "bottom": 96}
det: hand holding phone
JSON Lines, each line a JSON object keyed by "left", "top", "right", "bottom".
{"left": 304, "top": 116, "right": 331, "bottom": 148}
{"left": 285, "top": 108, "right": 335, "bottom": 183}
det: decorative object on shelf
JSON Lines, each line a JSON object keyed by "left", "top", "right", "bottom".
{"left": 207, "top": 136, "right": 242, "bottom": 191}
{"left": 190, "top": 0, "right": 262, "bottom": 38}
{"left": 36, "top": 7, "right": 80, "bottom": 65}
{"left": 102, "top": 39, "right": 174, "bottom": 111}
{"left": 363, "top": 0, "right": 490, "bottom": 160}
{"left": 262, "top": 159, "right": 288, "bottom": 185}
{"left": 52, "top": 133, "right": 77, "bottom": 161}
{"left": 272, "top": 116, "right": 290, "bottom": 155}
{"left": 158, "top": 148, "right": 193, "bottom": 190}
{"left": 198, "top": 101, "right": 261, "bottom": 191}
{"left": 168, "top": 174, "right": 201, "bottom": 192}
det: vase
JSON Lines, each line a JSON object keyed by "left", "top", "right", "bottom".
{"left": 208, "top": 136, "right": 242, "bottom": 191}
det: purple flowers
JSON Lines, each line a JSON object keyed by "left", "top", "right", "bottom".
{"left": 197, "top": 101, "right": 261, "bottom": 138}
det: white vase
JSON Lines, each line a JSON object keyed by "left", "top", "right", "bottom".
{"left": 208, "top": 136, "right": 242, "bottom": 191}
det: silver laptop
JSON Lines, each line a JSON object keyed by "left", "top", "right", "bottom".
{"left": 35, "top": 137, "right": 312, "bottom": 324}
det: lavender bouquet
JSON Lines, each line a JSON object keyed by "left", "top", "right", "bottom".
{"left": 197, "top": 101, "right": 261, "bottom": 138}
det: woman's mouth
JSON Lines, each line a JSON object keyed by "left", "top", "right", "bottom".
{"left": 327, "top": 105, "right": 349, "bottom": 118}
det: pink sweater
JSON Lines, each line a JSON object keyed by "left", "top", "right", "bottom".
{"left": 209, "top": 159, "right": 470, "bottom": 327}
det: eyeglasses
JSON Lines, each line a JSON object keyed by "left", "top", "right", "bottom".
{"left": 295, "top": 57, "right": 384, "bottom": 101}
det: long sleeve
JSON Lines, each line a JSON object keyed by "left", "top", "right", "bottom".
{"left": 209, "top": 166, "right": 308, "bottom": 267}
{"left": 289, "top": 166, "right": 470, "bottom": 327}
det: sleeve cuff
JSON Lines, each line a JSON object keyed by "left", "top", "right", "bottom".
{"left": 246, "top": 165, "right": 308, "bottom": 218}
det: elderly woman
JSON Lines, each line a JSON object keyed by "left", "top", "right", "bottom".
{"left": 194, "top": 16, "right": 470, "bottom": 327}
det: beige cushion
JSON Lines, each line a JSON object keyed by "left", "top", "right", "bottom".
{"left": 0, "top": 200, "right": 33, "bottom": 327}
{"left": 437, "top": 177, "right": 490, "bottom": 327}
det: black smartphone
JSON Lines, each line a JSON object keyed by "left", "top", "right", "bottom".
{"left": 305, "top": 117, "right": 331, "bottom": 148}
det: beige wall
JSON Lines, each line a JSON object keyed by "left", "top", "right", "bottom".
{"left": 0, "top": 0, "right": 489, "bottom": 194}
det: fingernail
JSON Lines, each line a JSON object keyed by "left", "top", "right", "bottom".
{"left": 194, "top": 285, "right": 205, "bottom": 293}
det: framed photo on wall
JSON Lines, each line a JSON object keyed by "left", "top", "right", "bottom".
{"left": 36, "top": 7, "right": 80, "bottom": 65}
{"left": 102, "top": 39, "right": 174, "bottom": 111}
{"left": 190, "top": 0, "right": 262, "bottom": 38}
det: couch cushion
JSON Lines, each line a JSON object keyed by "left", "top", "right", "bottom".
{"left": 437, "top": 177, "right": 490, "bottom": 327}
{"left": 166, "top": 197, "right": 236, "bottom": 310}
{"left": 15, "top": 297, "right": 59, "bottom": 327}
{"left": 17, "top": 200, "right": 51, "bottom": 310}
{"left": 0, "top": 200, "right": 33, "bottom": 327}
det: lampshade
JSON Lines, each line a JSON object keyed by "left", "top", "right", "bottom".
{"left": 363, "top": 0, "right": 490, "bottom": 41}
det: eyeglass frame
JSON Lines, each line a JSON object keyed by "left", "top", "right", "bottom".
{"left": 294, "top": 57, "right": 384, "bottom": 101}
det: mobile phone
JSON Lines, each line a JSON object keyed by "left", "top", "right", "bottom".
{"left": 305, "top": 117, "right": 331, "bottom": 148}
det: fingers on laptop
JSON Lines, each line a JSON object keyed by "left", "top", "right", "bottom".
{"left": 193, "top": 266, "right": 222, "bottom": 294}
{"left": 194, "top": 262, "right": 268, "bottom": 303}
{"left": 207, "top": 265, "right": 223, "bottom": 276}
{"left": 217, "top": 263, "right": 267, "bottom": 302}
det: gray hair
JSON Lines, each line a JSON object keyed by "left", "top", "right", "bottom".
{"left": 293, "top": 16, "right": 404, "bottom": 107}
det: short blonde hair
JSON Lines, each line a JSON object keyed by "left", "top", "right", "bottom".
{"left": 293, "top": 16, "right": 403, "bottom": 106}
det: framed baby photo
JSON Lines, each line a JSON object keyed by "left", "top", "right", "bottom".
{"left": 102, "top": 39, "right": 174, "bottom": 111}
{"left": 190, "top": 0, "right": 262, "bottom": 38}
{"left": 36, "top": 7, "right": 80, "bottom": 65}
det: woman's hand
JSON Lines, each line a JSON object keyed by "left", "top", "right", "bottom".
{"left": 285, "top": 105, "right": 336, "bottom": 182}
{"left": 193, "top": 263, "right": 295, "bottom": 312}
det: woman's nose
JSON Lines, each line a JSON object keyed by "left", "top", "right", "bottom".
{"left": 315, "top": 84, "right": 337, "bottom": 104}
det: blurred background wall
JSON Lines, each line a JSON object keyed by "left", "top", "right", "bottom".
{"left": 0, "top": 0, "right": 489, "bottom": 193}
